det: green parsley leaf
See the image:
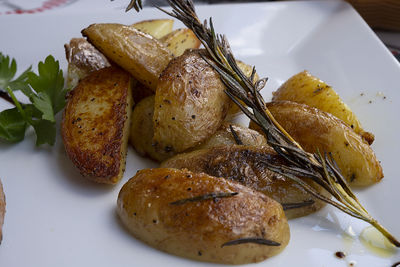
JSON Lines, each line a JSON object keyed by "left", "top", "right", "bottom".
{"left": 0, "top": 52, "right": 31, "bottom": 92}
{"left": 0, "top": 54, "right": 66, "bottom": 146}
{"left": 0, "top": 107, "right": 27, "bottom": 142}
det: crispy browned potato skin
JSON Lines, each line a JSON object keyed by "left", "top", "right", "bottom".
{"left": 0, "top": 179, "right": 5, "bottom": 244}
{"left": 153, "top": 49, "right": 232, "bottom": 153}
{"left": 64, "top": 38, "right": 110, "bottom": 88}
{"left": 82, "top": 23, "right": 173, "bottom": 91}
{"left": 117, "top": 168, "right": 289, "bottom": 264}
{"left": 62, "top": 67, "right": 133, "bottom": 184}
{"left": 272, "top": 71, "right": 374, "bottom": 144}
{"left": 250, "top": 101, "right": 383, "bottom": 187}
{"left": 162, "top": 145, "right": 327, "bottom": 219}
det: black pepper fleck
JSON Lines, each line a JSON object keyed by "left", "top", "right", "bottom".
{"left": 335, "top": 251, "right": 346, "bottom": 259}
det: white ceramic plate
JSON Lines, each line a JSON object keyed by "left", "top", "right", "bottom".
{"left": 0, "top": 1, "right": 399, "bottom": 266}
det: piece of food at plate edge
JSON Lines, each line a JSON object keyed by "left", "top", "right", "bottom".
{"left": 117, "top": 168, "right": 289, "bottom": 264}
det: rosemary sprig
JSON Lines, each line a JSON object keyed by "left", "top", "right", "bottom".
{"left": 221, "top": 237, "right": 281, "bottom": 247}
{"left": 170, "top": 192, "right": 238, "bottom": 205}
{"left": 125, "top": 0, "right": 400, "bottom": 247}
{"left": 282, "top": 200, "right": 314, "bottom": 211}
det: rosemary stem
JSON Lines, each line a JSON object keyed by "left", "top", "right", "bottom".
{"left": 368, "top": 219, "right": 400, "bottom": 247}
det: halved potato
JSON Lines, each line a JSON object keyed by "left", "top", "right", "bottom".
{"left": 160, "top": 28, "right": 201, "bottom": 57}
{"left": 64, "top": 38, "right": 110, "bottom": 89}
{"left": 250, "top": 101, "right": 383, "bottom": 187}
{"left": 0, "top": 179, "right": 5, "bottom": 244}
{"left": 272, "top": 71, "right": 374, "bottom": 144}
{"left": 62, "top": 66, "right": 133, "bottom": 184}
{"left": 82, "top": 23, "right": 173, "bottom": 91}
{"left": 162, "top": 145, "right": 328, "bottom": 219}
{"left": 131, "top": 19, "right": 174, "bottom": 39}
{"left": 130, "top": 96, "right": 175, "bottom": 162}
{"left": 117, "top": 168, "right": 289, "bottom": 264}
{"left": 153, "top": 49, "right": 232, "bottom": 153}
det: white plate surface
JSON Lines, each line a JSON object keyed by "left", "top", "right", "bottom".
{"left": 0, "top": 1, "right": 399, "bottom": 266}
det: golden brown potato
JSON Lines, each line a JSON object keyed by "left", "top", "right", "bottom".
{"left": 0, "top": 179, "right": 5, "bottom": 244}
{"left": 153, "top": 49, "right": 232, "bottom": 153}
{"left": 131, "top": 19, "right": 174, "bottom": 39}
{"left": 64, "top": 38, "right": 110, "bottom": 89}
{"left": 250, "top": 101, "right": 383, "bottom": 187}
{"left": 160, "top": 28, "right": 201, "bottom": 57}
{"left": 162, "top": 145, "right": 328, "bottom": 219}
{"left": 117, "top": 168, "right": 289, "bottom": 264}
{"left": 82, "top": 23, "right": 173, "bottom": 91}
{"left": 62, "top": 67, "right": 133, "bottom": 184}
{"left": 130, "top": 96, "right": 174, "bottom": 162}
{"left": 272, "top": 71, "right": 374, "bottom": 144}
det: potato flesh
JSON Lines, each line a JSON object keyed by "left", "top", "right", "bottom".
{"left": 160, "top": 28, "right": 201, "bottom": 57}
{"left": 272, "top": 71, "right": 374, "bottom": 144}
{"left": 153, "top": 49, "right": 232, "bottom": 153}
{"left": 82, "top": 23, "right": 173, "bottom": 91}
{"left": 250, "top": 101, "right": 383, "bottom": 187}
{"left": 117, "top": 168, "right": 289, "bottom": 264}
{"left": 61, "top": 67, "right": 133, "bottom": 184}
{"left": 162, "top": 145, "right": 328, "bottom": 219}
{"left": 131, "top": 19, "right": 174, "bottom": 39}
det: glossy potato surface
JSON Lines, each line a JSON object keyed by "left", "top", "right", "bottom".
{"left": 153, "top": 49, "right": 232, "bottom": 153}
{"left": 117, "top": 168, "right": 289, "bottom": 264}
{"left": 250, "top": 101, "right": 383, "bottom": 187}
{"left": 272, "top": 71, "right": 374, "bottom": 144}
{"left": 64, "top": 38, "right": 110, "bottom": 89}
{"left": 162, "top": 145, "right": 328, "bottom": 219}
{"left": 0, "top": 179, "right": 5, "bottom": 244}
{"left": 62, "top": 67, "right": 133, "bottom": 184}
{"left": 82, "top": 23, "right": 173, "bottom": 91}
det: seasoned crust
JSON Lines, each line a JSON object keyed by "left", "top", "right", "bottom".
{"left": 62, "top": 66, "right": 133, "bottom": 184}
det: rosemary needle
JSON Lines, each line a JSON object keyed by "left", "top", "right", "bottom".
{"left": 125, "top": 0, "right": 400, "bottom": 247}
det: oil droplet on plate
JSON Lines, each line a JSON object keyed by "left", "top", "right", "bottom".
{"left": 360, "top": 226, "right": 397, "bottom": 257}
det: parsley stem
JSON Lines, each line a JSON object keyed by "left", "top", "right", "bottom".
{"left": 0, "top": 90, "right": 16, "bottom": 106}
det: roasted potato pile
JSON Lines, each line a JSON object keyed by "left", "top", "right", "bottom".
{"left": 61, "top": 18, "right": 385, "bottom": 264}
{"left": 62, "top": 66, "right": 133, "bottom": 184}
{"left": 117, "top": 168, "right": 289, "bottom": 264}
{"left": 0, "top": 179, "right": 5, "bottom": 244}
{"left": 250, "top": 101, "right": 383, "bottom": 187}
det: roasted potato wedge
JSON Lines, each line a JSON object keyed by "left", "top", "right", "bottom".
{"left": 250, "top": 101, "right": 383, "bottom": 187}
{"left": 130, "top": 96, "right": 174, "bottom": 162}
{"left": 153, "top": 49, "right": 232, "bottom": 153}
{"left": 0, "top": 179, "right": 5, "bottom": 244}
{"left": 117, "top": 168, "right": 289, "bottom": 264}
{"left": 162, "top": 145, "right": 328, "bottom": 219}
{"left": 272, "top": 71, "right": 374, "bottom": 144}
{"left": 82, "top": 23, "right": 173, "bottom": 91}
{"left": 62, "top": 67, "right": 133, "bottom": 184}
{"left": 64, "top": 38, "right": 110, "bottom": 89}
{"left": 131, "top": 19, "right": 174, "bottom": 39}
{"left": 160, "top": 28, "right": 201, "bottom": 57}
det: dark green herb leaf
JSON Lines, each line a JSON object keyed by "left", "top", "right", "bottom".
{"left": 0, "top": 107, "right": 27, "bottom": 142}
{"left": 170, "top": 192, "right": 238, "bottom": 205}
